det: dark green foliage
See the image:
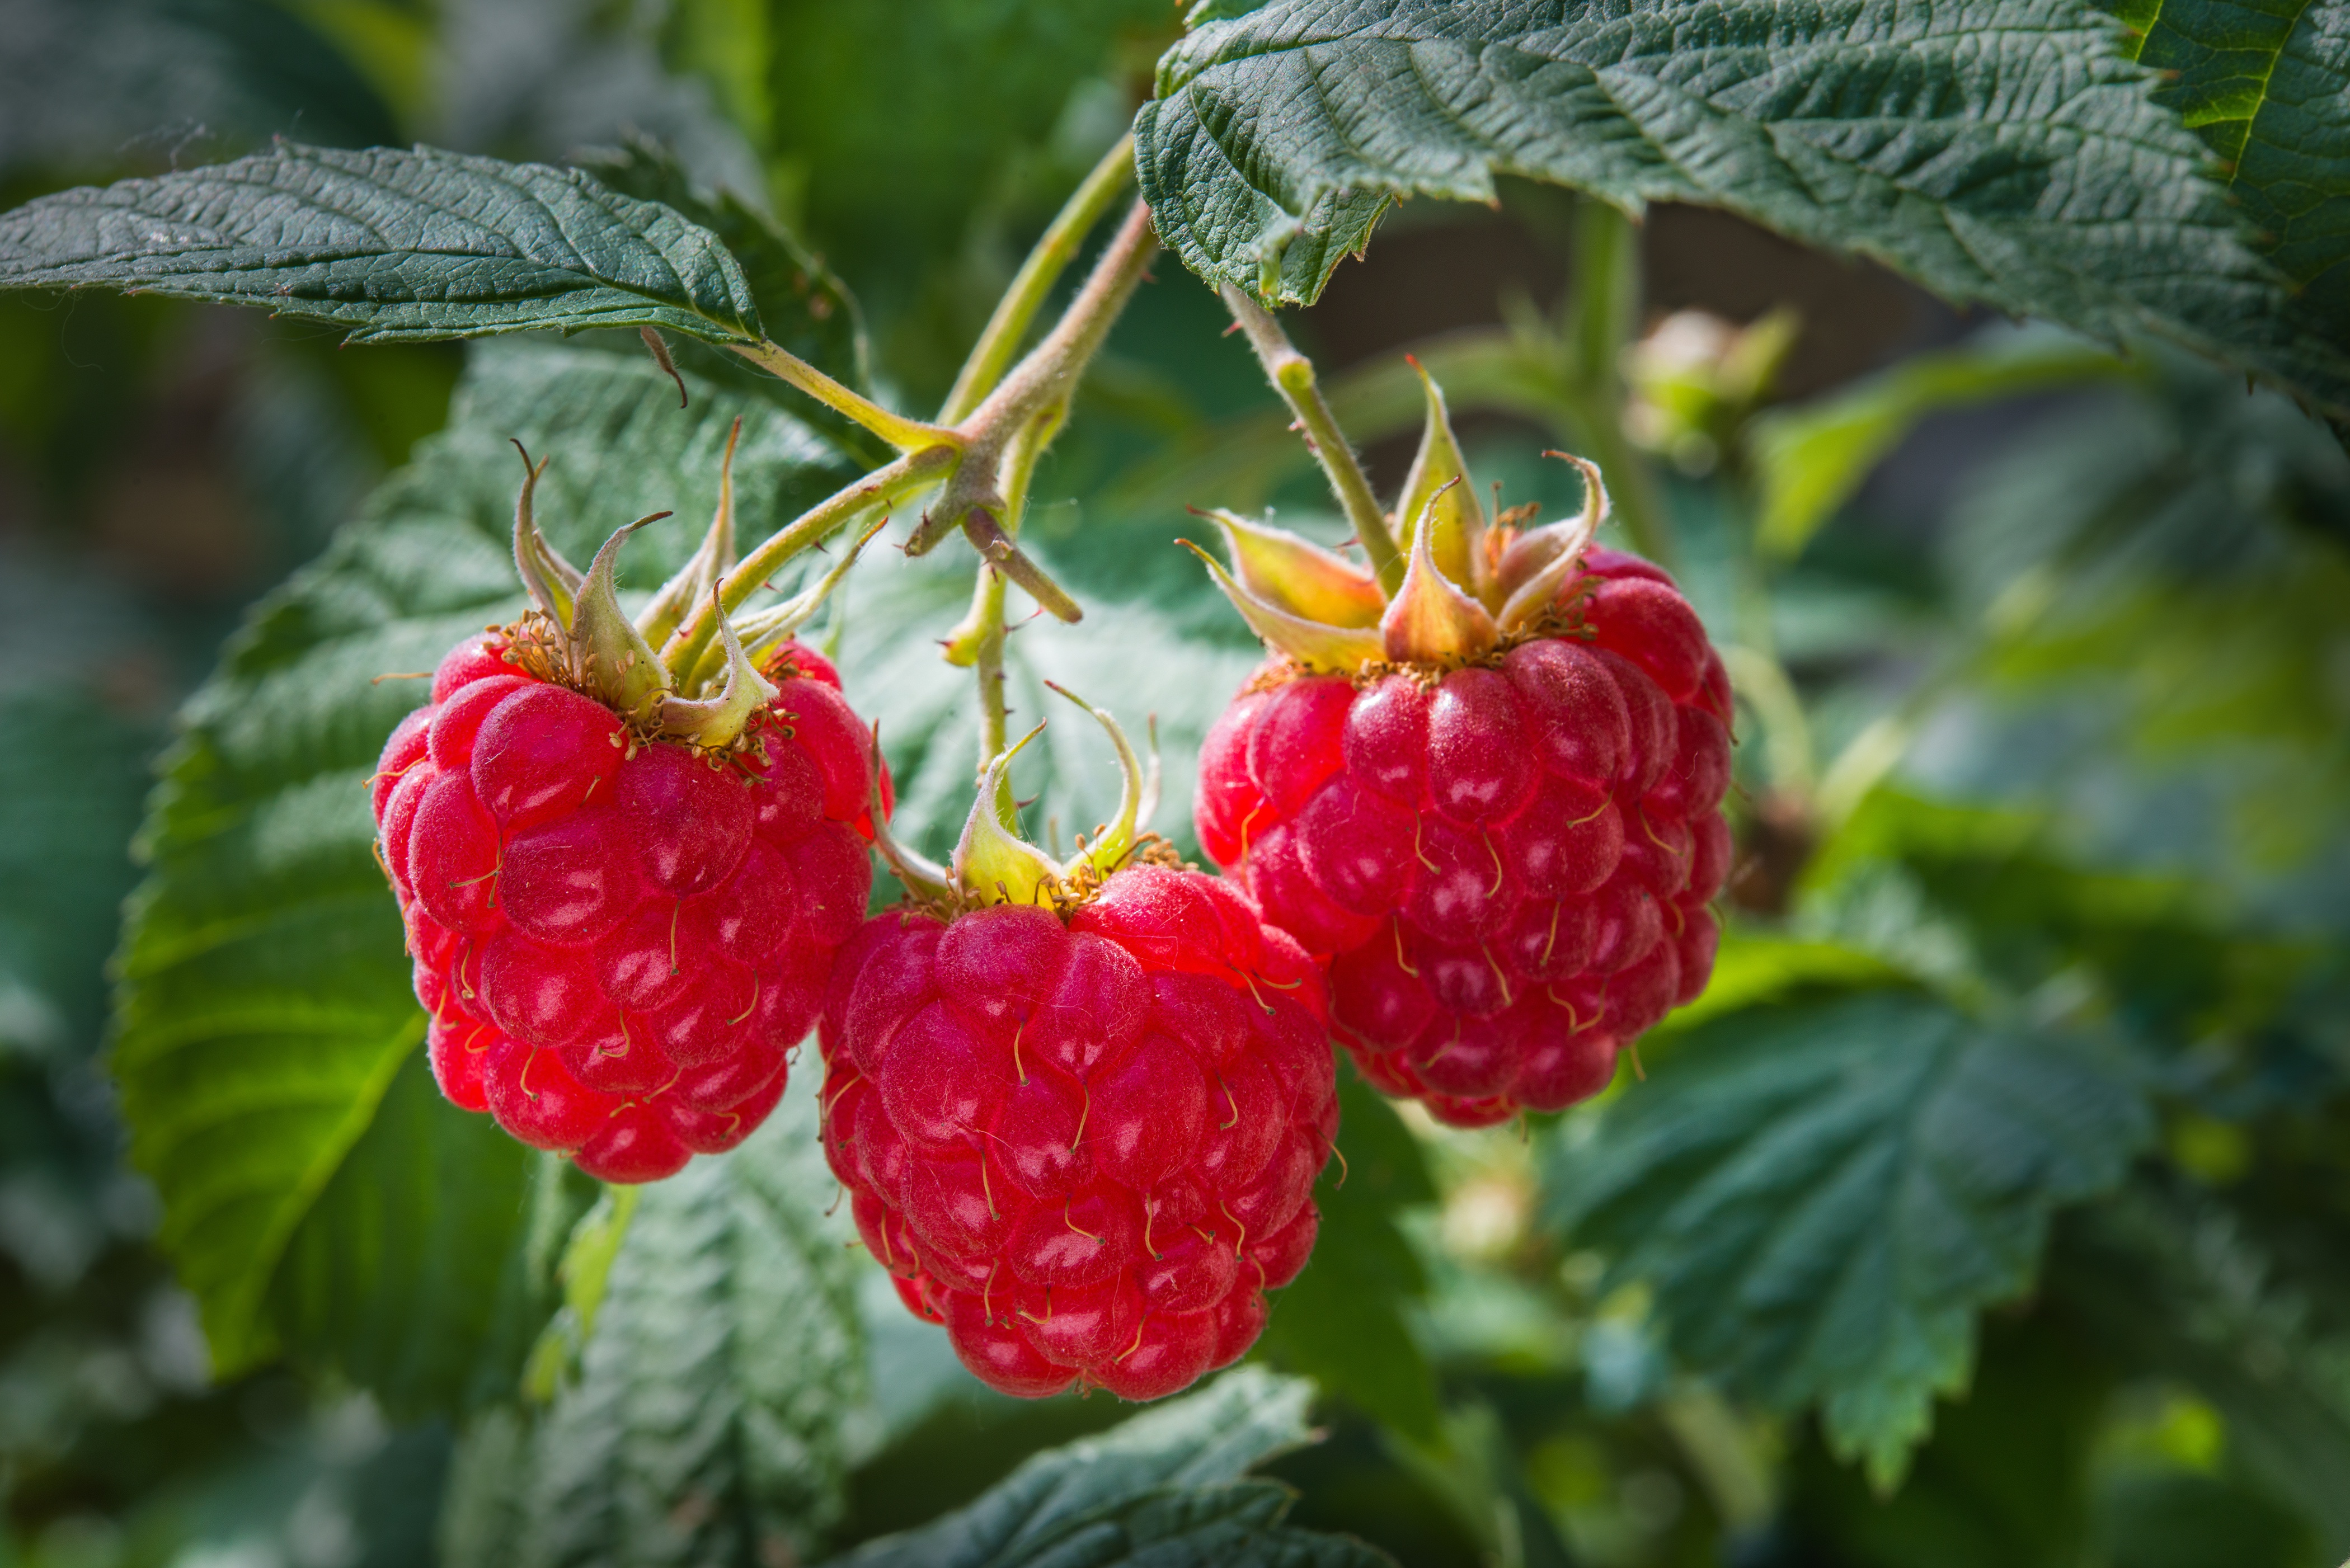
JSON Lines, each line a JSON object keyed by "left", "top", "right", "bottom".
{"left": 440, "top": 1084, "right": 870, "bottom": 1568}
{"left": 109, "top": 340, "right": 846, "bottom": 1380}
{"left": 265, "top": 1060, "right": 591, "bottom": 1421}
{"left": 4, "top": 3, "right": 2350, "bottom": 1564}
{"left": 1549, "top": 992, "right": 2151, "bottom": 1484}
{"left": 2106, "top": 0, "right": 2350, "bottom": 347}
{"left": 1779, "top": 1315, "right": 2109, "bottom": 1568}
{"left": 1136, "top": 0, "right": 2350, "bottom": 416}
{"left": 838, "top": 1369, "right": 1393, "bottom": 1568}
{"left": 0, "top": 144, "right": 764, "bottom": 344}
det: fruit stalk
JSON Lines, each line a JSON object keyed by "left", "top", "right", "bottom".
{"left": 1218, "top": 284, "right": 1403, "bottom": 591}
{"left": 939, "top": 133, "right": 1138, "bottom": 425}
{"left": 908, "top": 199, "right": 1160, "bottom": 568}
{"left": 1562, "top": 200, "right": 1676, "bottom": 568}
{"left": 662, "top": 442, "right": 957, "bottom": 677}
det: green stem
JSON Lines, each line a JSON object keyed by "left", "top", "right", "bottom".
{"left": 939, "top": 135, "right": 1136, "bottom": 425}
{"left": 1564, "top": 199, "right": 1676, "bottom": 568}
{"left": 728, "top": 340, "right": 961, "bottom": 454}
{"left": 661, "top": 443, "right": 956, "bottom": 675}
{"left": 966, "top": 399, "right": 1068, "bottom": 772}
{"left": 1216, "top": 284, "right": 1403, "bottom": 591}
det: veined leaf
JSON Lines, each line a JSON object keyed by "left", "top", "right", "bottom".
{"left": 110, "top": 339, "right": 847, "bottom": 1386}
{"left": 1137, "top": 0, "right": 2350, "bottom": 417}
{"left": 0, "top": 143, "right": 764, "bottom": 345}
{"left": 1547, "top": 991, "right": 2151, "bottom": 1487}
{"left": 441, "top": 1080, "right": 870, "bottom": 1568}
{"left": 838, "top": 1367, "right": 1390, "bottom": 1567}
{"left": 580, "top": 134, "right": 876, "bottom": 427}
{"left": 2107, "top": 0, "right": 2350, "bottom": 349}
{"left": 266, "top": 1057, "right": 593, "bottom": 1420}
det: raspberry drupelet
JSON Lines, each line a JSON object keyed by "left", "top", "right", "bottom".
{"left": 1185, "top": 369, "right": 1732, "bottom": 1127}
{"left": 822, "top": 693, "right": 1334, "bottom": 1399}
{"left": 373, "top": 430, "right": 889, "bottom": 1181}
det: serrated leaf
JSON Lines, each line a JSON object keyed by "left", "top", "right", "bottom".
{"left": 110, "top": 338, "right": 847, "bottom": 1386}
{"left": 1255, "top": 1071, "right": 1441, "bottom": 1443}
{"left": 579, "top": 135, "right": 885, "bottom": 458}
{"left": 2106, "top": 0, "right": 2350, "bottom": 350}
{"left": 266, "top": 1055, "right": 593, "bottom": 1420}
{"left": 1136, "top": 0, "right": 2350, "bottom": 417}
{"left": 442, "top": 1080, "right": 870, "bottom": 1568}
{"left": 1547, "top": 991, "right": 2152, "bottom": 1487}
{"left": 582, "top": 137, "right": 865, "bottom": 384}
{"left": 0, "top": 143, "right": 765, "bottom": 345}
{"left": 838, "top": 1367, "right": 1391, "bottom": 1568}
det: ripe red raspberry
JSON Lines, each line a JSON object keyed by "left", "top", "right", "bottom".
{"left": 1196, "top": 550, "right": 1730, "bottom": 1125}
{"left": 375, "top": 632, "right": 883, "bottom": 1181}
{"left": 819, "top": 865, "right": 1333, "bottom": 1400}
{"left": 1185, "top": 368, "right": 1732, "bottom": 1127}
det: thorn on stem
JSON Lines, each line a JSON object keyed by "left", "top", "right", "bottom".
{"left": 640, "top": 327, "right": 688, "bottom": 408}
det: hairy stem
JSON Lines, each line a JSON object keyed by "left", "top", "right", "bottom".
{"left": 939, "top": 135, "right": 1136, "bottom": 425}
{"left": 946, "top": 401, "right": 1065, "bottom": 774}
{"left": 1564, "top": 199, "right": 1676, "bottom": 567}
{"left": 728, "top": 340, "right": 961, "bottom": 454}
{"left": 1217, "top": 283, "right": 1402, "bottom": 591}
{"left": 661, "top": 444, "right": 957, "bottom": 674}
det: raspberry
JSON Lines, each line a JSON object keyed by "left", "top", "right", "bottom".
{"left": 380, "top": 632, "right": 881, "bottom": 1182}
{"left": 373, "top": 436, "right": 890, "bottom": 1181}
{"left": 819, "top": 865, "right": 1333, "bottom": 1400}
{"left": 1186, "top": 370, "right": 1732, "bottom": 1126}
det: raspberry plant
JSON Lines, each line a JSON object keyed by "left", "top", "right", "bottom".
{"left": 1186, "top": 333, "right": 1735, "bottom": 1124}
{"left": 1, "top": 1, "right": 2346, "bottom": 1564}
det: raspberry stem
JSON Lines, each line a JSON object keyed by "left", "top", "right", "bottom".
{"left": 939, "top": 134, "right": 1137, "bottom": 425}
{"left": 1218, "top": 284, "right": 1403, "bottom": 591}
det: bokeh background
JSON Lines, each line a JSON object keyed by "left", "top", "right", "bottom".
{"left": 6, "top": 3, "right": 2349, "bottom": 1566}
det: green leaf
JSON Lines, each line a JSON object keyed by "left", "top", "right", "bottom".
{"left": 440, "top": 1081, "right": 870, "bottom": 1568}
{"left": 110, "top": 337, "right": 847, "bottom": 1385}
{"left": 1256, "top": 1070, "right": 1441, "bottom": 1443}
{"left": 580, "top": 134, "right": 872, "bottom": 395}
{"left": 1750, "top": 335, "right": 2137, "bottom": 560}
{"left": 2107, "top": 0, "right": 2350, "bottom": 350}
{"left": 1136, "top": 0, "right": 2350, "bottom": 418}
{"left": 0, "top": 143, "right": 764, "bottom": 345}
{"left": 1784, "top": 1313, "right": 2109, "bottom": 1568}
{"left": 839, "top": 1367, "right": 1390, "bottom": 1567}
{"left": 266, "top": 1056, "right": 593, "bottom": 1420}
{"left": 1546, "top": 991, "right": 2152, "bottom": 1487}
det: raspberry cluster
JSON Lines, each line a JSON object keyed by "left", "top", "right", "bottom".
{"left": 818, "top": 867, "right": 1334, "bottom": 1399}
{"left": 1197, "top": 549, "right": 1732, "bottom": 1126}
{"left": 373, "top": 632, "right": 881, "bottom": 1181}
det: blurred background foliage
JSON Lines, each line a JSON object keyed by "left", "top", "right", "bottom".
{"left": 3, "top": 2, "right": 2348, "bottom": 1566}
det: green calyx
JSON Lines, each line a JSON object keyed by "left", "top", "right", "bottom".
{"left": 1188, "top": 365, "right": 1612, "bottom": 673}
{"left": 869, "top": 685, "right": 1163, "bottom": 916}
{"left": 505, "top": 434, "right": 875, "bottom": 750}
